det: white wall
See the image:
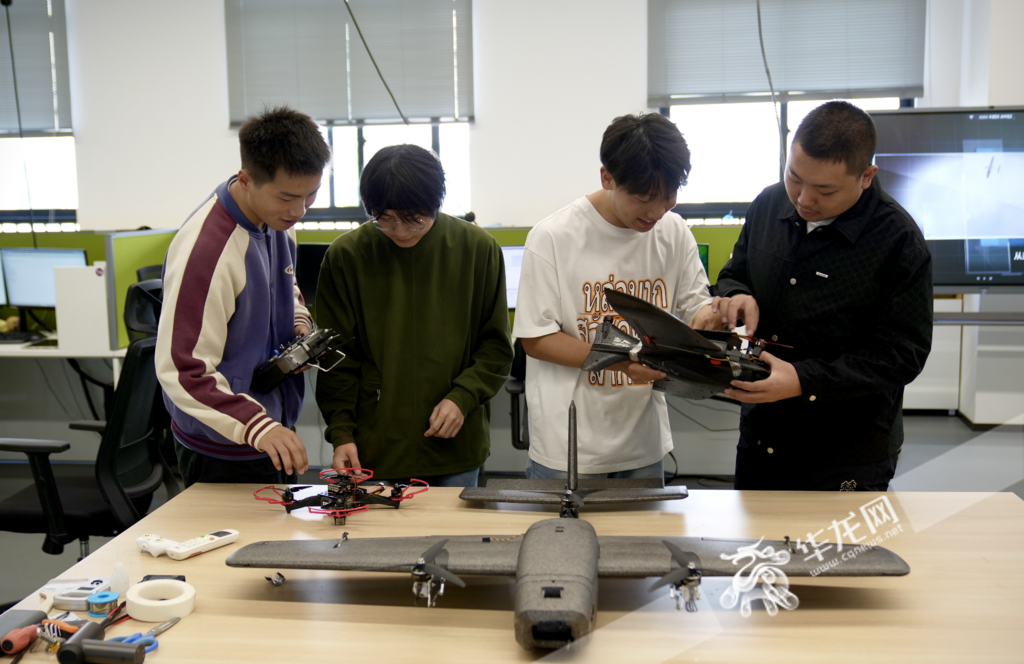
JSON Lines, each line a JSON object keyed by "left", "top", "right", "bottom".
{"left": 66, "top": 0, "right": 239, "bottom": 231}
{"left": 469, "top": 0, "right": 649, "bottom": 227}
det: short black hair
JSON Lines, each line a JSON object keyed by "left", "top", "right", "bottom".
{"left": 793, "top": 101, "right": 877, "bottom": 175}
{"left": 600, "top": 113, "right": 691, "bottom": 198}
{"left": 238, "top": 106, "right": 331, "bottom": 185}
{"left": 360, "top": 144, "right": 446, "bottom": 222}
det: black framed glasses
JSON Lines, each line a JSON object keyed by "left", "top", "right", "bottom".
{"left": 371, "top": 214, "right": 432, "bottom": 232}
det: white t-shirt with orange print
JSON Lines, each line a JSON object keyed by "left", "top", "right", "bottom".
{"left": 513, "top": 196, "right": 712, "bottom": 474}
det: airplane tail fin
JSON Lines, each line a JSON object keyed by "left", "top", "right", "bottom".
{"left": 581, "top": 320, "right": 638, "bottom": 372}
{"left": 567, "top": 401, "right": 578, "bottom": 492}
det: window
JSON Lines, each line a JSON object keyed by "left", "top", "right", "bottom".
{"left": 225, "top": 1, "right": 473, "bottom": 223}
{"left": 0, "top": 0, "right": 77, "bottom": 217}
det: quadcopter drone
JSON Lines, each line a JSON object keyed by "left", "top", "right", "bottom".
{"left": 255, "top": 468, "right": 428, "bottom": 525}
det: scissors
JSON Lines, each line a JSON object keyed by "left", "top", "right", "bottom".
{"left": 110, "top": 617, "right": 180, "bottom": 653}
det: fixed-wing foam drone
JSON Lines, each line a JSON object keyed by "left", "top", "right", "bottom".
{"left": 254, "top": 469, "right": 428, "bottom": 525}
{"left": 228, "top": 403, "right": 910, "bottom": 650}
{"left": 583, "top": 287, "right": 773, "bottom": 399}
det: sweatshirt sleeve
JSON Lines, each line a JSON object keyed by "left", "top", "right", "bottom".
{"left": 156, "top": 204, "right": 281, "bottom": 449}
{"left": 444, "top": 238, "right": 514, "bottom": 416}
{"left": 313, "top": 242, "right": 363, "bottom": 448}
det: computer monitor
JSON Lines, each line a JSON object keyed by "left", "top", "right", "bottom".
{"left": 696, "top": 243, "right": 709, "bottom": 278}
{"left": 0, "top": 251, "right": 7, "bottom": 307}
{"left": 871, "top": 107, "right": 1024, "bottom": 290}
{"left": 295, "top": 243, "right": 330, "bottom": 307}
{"left": 0, "top": 248, "right": 88, "bottom": 308}
{"left": 501, "top": 245, "right": 525, "bottom": 309}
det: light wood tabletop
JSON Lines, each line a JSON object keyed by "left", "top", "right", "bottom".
{"left": 9, "top": 485, "right": 1024, "bottom": 663}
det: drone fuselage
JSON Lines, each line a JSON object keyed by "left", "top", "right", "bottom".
{"left": 514, "top": 518, "right": 599, "bottom": 649}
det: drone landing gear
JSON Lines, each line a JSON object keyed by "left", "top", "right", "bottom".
{"left": 412, "top": 572, "right": 447, "bottom": 607}
{"left": 667, "top": 563, "right": 702, "bottom": 612}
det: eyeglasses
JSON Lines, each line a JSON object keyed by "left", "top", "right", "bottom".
{"left": 371, "top": 214, "right": 433, "bottom": 232}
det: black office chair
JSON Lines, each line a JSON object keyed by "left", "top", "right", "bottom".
{"left": 507, "top": 338, "right": 530, "bottom": 450}
{"left": 124, "top": 279, "right": 162, "bottom": 341}
{"left": 71, "top": 279, "right": 179, "bottom": 499}
{"left": 136, "top": 264, "right": 162, "bottom": 282}
{"left": 0, "top": 337, "right": 167, "bottom": 558}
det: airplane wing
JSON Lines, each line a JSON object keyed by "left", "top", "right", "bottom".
{"left": 596, "top": 536, "right": 910, "bottom": 577}
{"left": 226, "top": 535, "right": 524, "bottom": 576}
{"left": 603, "top": 288, "right": 723, "bottom": 355}
{"left": 460, "top": 478, "right": 688, "bottom": 505}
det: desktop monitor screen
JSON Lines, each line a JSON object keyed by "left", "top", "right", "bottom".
{"left": 0, "top": 248, "right": 88, "bottom": 308}
{"left": 295, "top": 243, "right": 330, "bottom": 307}
{"left": 696, "top": 243, "right": 709, "bottom": 278}
{"left": 0, "top": 251, "right": 7, "bottom": 307}
{"left": 871, "top": 107, "right": 1024, "bottom": 289}
{"left": 501, "top": 245, "right": 525, "bottom": 309}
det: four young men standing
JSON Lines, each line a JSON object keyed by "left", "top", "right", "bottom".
{"left": 158, "top": 101, "right": 931, "bottom": 491}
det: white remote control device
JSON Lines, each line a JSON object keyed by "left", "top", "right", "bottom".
{"left": 137, "top": 534, "right": 180, "bottom": 557}
{"left": 165, "top": 529, "right": 240, "bottom": 560}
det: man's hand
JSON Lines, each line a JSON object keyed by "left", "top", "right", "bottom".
{"left": 258, "top": 426, "right": 309, "bottom": 475}
{"left": 724, "top": 351, "right": 801, "bottom": 404}
{"left": 294, "top": 323, "right": 311, "bottom": 337}
{"left": 425, "top": 398, "right": 465, "bottom": 438}
{"left": 332, "top": 442, "right": 367, "bottom": 478}
{"left": 689, "top": 303, "right": 719, "bottom": 330}
{"left": 608, "top": 360, "right": 666, "bottom": 385}
{"left": 711, "top": 294, "right": 760, "bottom": 335}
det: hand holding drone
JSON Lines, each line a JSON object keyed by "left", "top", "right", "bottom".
{"left": 255, "top": 468, "right": 429, "bottom": 525}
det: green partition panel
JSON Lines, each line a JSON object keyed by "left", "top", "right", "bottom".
{"left": 689, "top": 226, "right": 742, "bottom": 284}
{"left": 106, "top": 229, "right": 177, "bottom": 348}
{"left": 0, "top": 232, "right": 108, "bottom": 329}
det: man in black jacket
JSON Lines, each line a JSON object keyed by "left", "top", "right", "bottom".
{"left": 713, "top": 101, "right": 932, "bottom": 491}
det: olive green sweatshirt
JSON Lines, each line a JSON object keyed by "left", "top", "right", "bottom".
{"left": 314, "top": 214, "right": 513, "bottom": 478}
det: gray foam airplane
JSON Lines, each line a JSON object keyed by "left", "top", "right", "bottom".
{"left": 226, "top": 404, "right": 910, "bottom": 650}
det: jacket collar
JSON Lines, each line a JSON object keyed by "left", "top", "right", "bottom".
{"left": 775, "top": 178, "right": 881, "bottom": 244}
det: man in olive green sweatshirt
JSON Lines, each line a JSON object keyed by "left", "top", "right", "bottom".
{"left": 315, "top": 144, "right": 513, "bottom": 487}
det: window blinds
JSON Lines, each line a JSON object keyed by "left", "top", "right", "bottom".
{"left": 0, "top": 0, "right": 72, "bottom": 133}
{"left": 225, "top": 0, "right": 473, "bottom": 126}
{"left": 648, "top": 0, "right": 926, "bottom": 106}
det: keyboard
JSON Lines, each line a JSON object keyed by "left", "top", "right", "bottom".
{"left": 0, "top": 330, "right": 44, "bottom": 344}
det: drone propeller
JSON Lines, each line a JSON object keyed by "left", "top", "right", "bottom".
{"left": 649, "top": 540, "right": 700, "bottom": 591}
{"left": 738, "top": 335, "right": 793, "bottom": 349}
{"left": 413, "top": 538, "right": 466, "bottom": 589}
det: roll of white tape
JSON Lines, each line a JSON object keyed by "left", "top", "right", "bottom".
{"left": 126, "top": 580, "right": 196, "bottom": 622}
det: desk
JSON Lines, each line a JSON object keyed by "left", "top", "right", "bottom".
{"left": 8, "top": 487, "right": 1024, "bottom": 663}
{"left": 0, "top": 342, "right": 127, "bottom": 385}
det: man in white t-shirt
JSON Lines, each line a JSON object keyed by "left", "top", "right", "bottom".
{"left": 513, "top": 113, "right": 717, "bottom": 479}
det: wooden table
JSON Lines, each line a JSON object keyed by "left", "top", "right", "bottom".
{"left": 9, "top": 486, "right": 1024, "bottom": 663}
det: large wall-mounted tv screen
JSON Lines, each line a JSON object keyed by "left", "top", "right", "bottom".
{"left": 871, "top": 108, "right": 1024, "bottom": 289}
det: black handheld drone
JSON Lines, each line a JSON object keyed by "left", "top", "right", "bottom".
{"left": 582, "top": 287, "right": 778, "bottom": 399}
{"left": 255, "top": 469, "right": 429, "bottom": 525}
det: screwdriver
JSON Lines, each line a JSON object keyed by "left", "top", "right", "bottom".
{"left": 1, "top": 624, "right": 40, "bottom": 655}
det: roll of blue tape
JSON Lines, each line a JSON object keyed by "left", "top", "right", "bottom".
{"left": 86, "top": 591, "right": 120, "bottom": 618}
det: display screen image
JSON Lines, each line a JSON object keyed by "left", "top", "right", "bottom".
{"left": 501, "top": 245, "right": 525, "bottom": 309}
{"left": 871, "top": 109, "right": 1024, "bottom": 288}
{"left": 0, "top": 248, "right": 88, "bottom": 308}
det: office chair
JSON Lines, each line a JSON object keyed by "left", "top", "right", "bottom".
{"left": 72, "top": 279, "right": 179, "bottom": 498}
{"left": 0, "top": 337, "right": 167, "bottom": 558}
{"left": 507, "top": 338, "right": 530, "bottom": 450}
{"left": 124, "top": 279, "right": 162, "bottom": 341}
{"left": 136, "top": 264, "right": 162, "bottom": 282}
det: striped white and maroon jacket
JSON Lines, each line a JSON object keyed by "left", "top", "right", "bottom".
{"left": 156, "top": 178, "right": 313, "bottom": 461}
